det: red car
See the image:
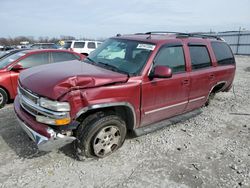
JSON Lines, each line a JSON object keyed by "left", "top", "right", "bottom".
{"left": 14, "top": 32, "right": 235, "bottom": 159}
{"left": 0, "top": 49, "right": 84, "bottom": 108}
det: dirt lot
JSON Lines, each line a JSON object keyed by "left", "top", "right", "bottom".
{"left": 0, "top": 56, "right": 250, "bottom": 188}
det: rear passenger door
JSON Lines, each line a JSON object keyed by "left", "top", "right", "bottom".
{"left": 186, "top": 44, "right": 216, "bottom": 111}
{"left": 210, "top": 41, "right": 236, "bottom": 88}
{"left": 141, "top": 43, "right": 190, "bottom": 126}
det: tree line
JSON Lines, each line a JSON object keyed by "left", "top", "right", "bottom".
{"left": 0, "top": 35, "right": 104, "bottom": 46}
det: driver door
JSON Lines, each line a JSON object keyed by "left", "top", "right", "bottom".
{"left": 141, "top": 44, "right": 190, "bottom": 127}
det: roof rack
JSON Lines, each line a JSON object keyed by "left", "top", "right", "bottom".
{"left": 140, "top": 31, "right": 223, "bottom": 40}
{"left": 188, "top": 32, "right": 223, "bottom": 40}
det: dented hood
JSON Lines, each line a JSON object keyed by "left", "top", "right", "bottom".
{"left": 19, "top": 60, "right": 128, "bottom": 100}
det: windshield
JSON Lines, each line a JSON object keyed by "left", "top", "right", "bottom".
{"left": 87, "top": 38, "right": 155, "bottom": 75}
{"left": 0, "top": 52, "right": 26, "bottom": 69}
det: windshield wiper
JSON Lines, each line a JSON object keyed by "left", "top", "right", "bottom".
{"left": 98, "top": 62, "right": 129, "bottom": 76}
{"left": 85, "top": 57, "right": 96, "bottom": 64}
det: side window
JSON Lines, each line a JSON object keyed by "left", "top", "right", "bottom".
{"left": 51, "top": 52, "right": 80, "bottom": 63}
{"left": 211, "top": 42, "right": 235, "bottom": 65}
{"left": 88, "top": 42, "right": 96, "bottom": 49}
{"left": 189, "top": 46, "right": 211, "bottom": 70}
{"left": 74, "top": 42, "right": 85, "bottom": 48}
{"left": 154, "top": 46, "right": 186, "bottom": 74}
{"left": 18, "top": 53, "right": 49, "bottom": 68}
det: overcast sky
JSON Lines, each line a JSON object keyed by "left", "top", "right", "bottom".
{"left": 0, "top": 0, "right": 249, "bottom": 39}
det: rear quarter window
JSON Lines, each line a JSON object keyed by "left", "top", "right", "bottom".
{"left": 211, "top": 42, "right": 235, "bottom": 65}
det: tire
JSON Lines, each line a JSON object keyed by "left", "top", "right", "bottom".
{"left": 75, "top": 112, "right": 127, "bottom": 160}
{"left": 0, "top": 88, "right": 8, "bottom": 109}
{"left": 205, "top": 92, "right": 215, "bottom": 106}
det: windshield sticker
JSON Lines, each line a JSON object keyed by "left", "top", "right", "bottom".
{"left": 137, "top": 44, "right": 155, "bottom": 51}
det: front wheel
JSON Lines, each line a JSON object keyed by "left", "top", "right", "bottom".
{"left": 75, "top": 112, "right": 127, "bottom": 159}
{"left": 0, "top": 88, "right": 8, "bottom": 109}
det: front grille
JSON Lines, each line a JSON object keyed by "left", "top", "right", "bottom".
{"left": 21, "top": 102, "right": 38, "bottom": 116}
{"left": 19, "top": 85, "right": 39, "bottom": 104}
{"left": 18, "top": 84, "right": 39, "bottom": 117}
{"left": 18, "top": 83, "right": 68, "bottom": 120}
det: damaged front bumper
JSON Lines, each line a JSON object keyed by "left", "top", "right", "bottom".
{"left": 14, "top": 97, "right": 76, "bottom": 152}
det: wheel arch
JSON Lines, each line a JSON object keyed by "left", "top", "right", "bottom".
{"left": 209, "top": 81, "right": 227, "bottom": 95}
{"left": 76, "top": 102, "right": 136, "bottom": 131}
{"left": 0, "top": 85, "right": 10, "bottom": 101}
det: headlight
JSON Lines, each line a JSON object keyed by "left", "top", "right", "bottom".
{"left": 40, "top": 97, "right": 70, "bottom": 112}
{"left": 36, "top": 115, "right": 71, "bottom": 126}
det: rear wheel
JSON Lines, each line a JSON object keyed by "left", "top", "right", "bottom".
{"left": 205, "top": 92, "right": 215, "bottom": 106}
{"left": 0, "top": 88, "right": 8, "bottom": 109}
{"left": 75, "top": 112, "right": 127, "bottom": 160}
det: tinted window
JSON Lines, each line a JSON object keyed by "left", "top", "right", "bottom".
{"left": 88, "top": 42, "right": 96, "bottom": 49}
{"left": 74, "top": 42, "right": 85, "bottom": 48}
{"left": 211, "top": 42, "right": 234, "bottom": 65}
{"left": 189, "top": 46, "right": 211, "bottom": 70}
{"left": 18, "top": 52, "right": 49, "bottom": 68}
{"left": 52, "top": 52, "right": 80, "bottom": 63}
{"left": 0, "top": 52, "right": 26, "bottom": 69}
{"left": 63, "top": 42, "right": 72, "bottom": 49}
{"left": 154, "top": 46, "right": 186, "bottom": 73}
{"left": 97, "top": 42, "right": 102, "bottom": 47}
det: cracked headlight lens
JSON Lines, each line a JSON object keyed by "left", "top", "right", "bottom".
{"left": 40, "top": 97, "right": 70, "bottom": 112}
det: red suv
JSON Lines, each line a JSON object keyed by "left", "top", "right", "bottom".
{"left": 14, "top": 32, "right": 236, "bottom": 159}
{"left": 0, "top": 49, "right": 84, "bottom": 108}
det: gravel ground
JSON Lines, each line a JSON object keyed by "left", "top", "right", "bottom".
{"left": 0, "top": 56, "right": 250, "bottom": 188}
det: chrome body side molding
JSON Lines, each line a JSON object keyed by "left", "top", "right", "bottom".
{"left": 144, "top": 101, "right": 188, "bottom": 115}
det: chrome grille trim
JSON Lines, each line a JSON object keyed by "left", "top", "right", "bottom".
{"left": 18, "top": 84, "right": 39, "bottom": 104}
{"left": 18, "top": 84, "right": 68, "bottom": 119}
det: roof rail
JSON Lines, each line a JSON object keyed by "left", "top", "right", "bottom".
{"left": 187, "top": 33, "right": 223, "bottom": 40}
{"left": 145, "top": 31, "right": 189, "bottom": 35}
{"left": 141, "top": 31, "right": 223, "bottom": 40}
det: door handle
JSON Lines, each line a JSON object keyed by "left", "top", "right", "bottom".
{"left": 209, "top": 74, "right": 215, "bottom": 80}
{"left": 182, "top": 79, "right": 189, "bottom": 85}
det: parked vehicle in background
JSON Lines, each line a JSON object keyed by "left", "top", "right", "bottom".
{"left": 0, "top": 49, "right": 28, "bottom": 59}
{"left": 63, "top": 40, "right": 102, "bottom": 55}
{"left": 30, "top": 43, "right": 58, "bottom": 49}
{"left": 0, "top": 49, "right": 84, "bottom": 108}
{"left": 14, "top": 32, "right": 235, "bottom": 159}
{"left": 1, "top": 46, "right": 15, "bottom": 51}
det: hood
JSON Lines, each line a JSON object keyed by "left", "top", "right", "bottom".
{"left": 19, "top": 60, "right": 128, "bottom": 100}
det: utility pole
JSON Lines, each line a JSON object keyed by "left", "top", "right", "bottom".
{"left": 236, "top": 27, "right": 241, "bottom": 55}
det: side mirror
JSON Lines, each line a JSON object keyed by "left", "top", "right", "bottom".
{"left": 150, "top": 65, "right": 172, "bottom": 79}
{"left": 11, "top": 64, "right": 24, "bottom": 71}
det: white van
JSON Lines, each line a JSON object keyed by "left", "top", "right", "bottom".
{"left": 63, "top": 40, "right": 102, "bottom": 55}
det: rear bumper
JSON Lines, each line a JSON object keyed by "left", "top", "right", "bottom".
{"left": 14, "top": 97, "right": 76, "bottom": 151}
